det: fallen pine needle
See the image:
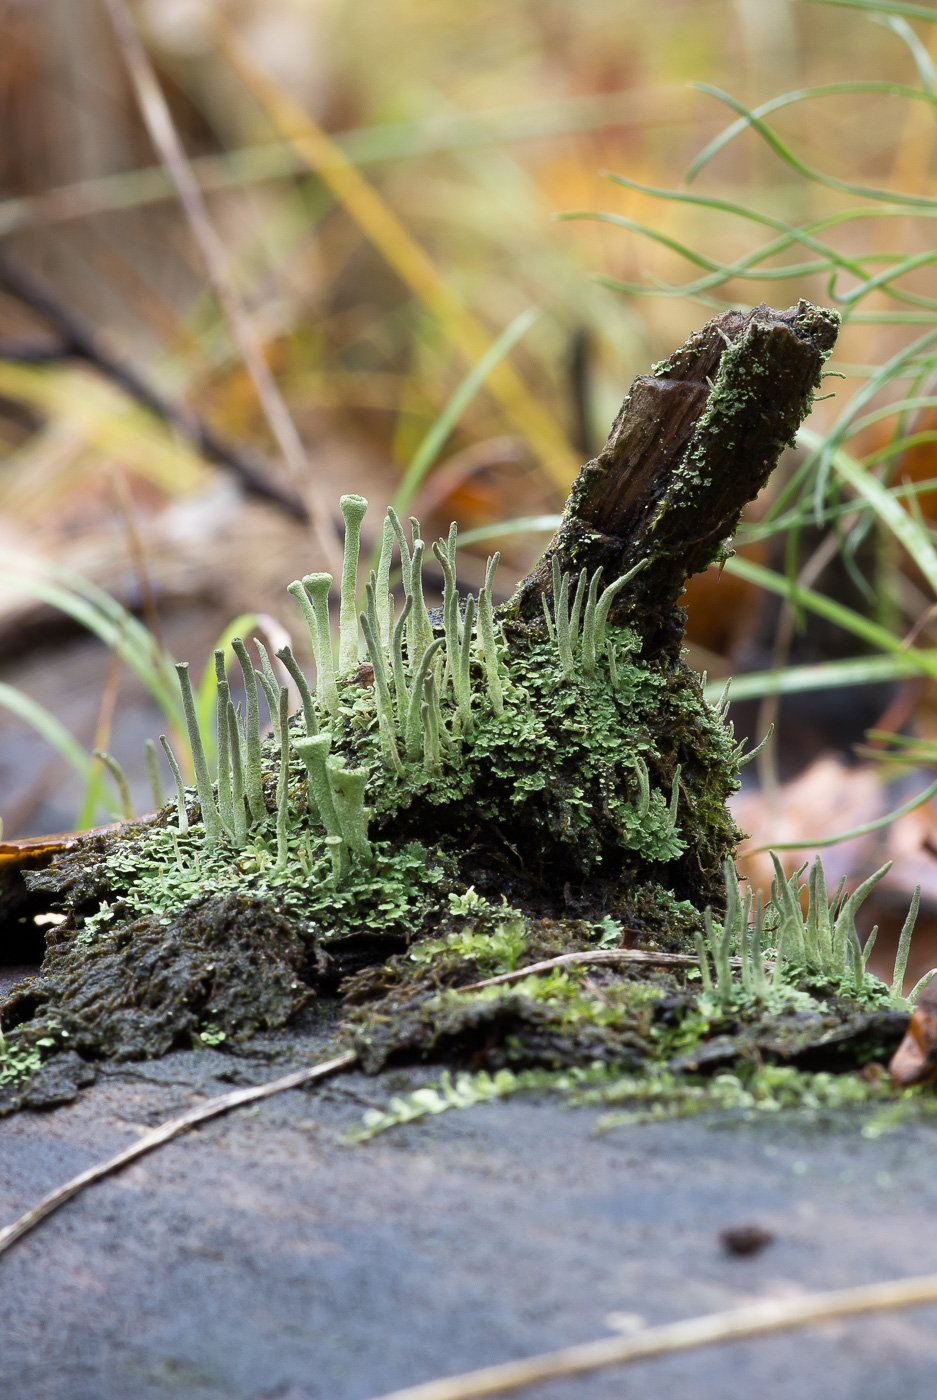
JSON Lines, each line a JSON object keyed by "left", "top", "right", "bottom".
{"left": 366, "top": 1273, "right": 937, "bottom": 1400}
{"left": 0, "top": 1049, "right": 358, "bottom": 1260}
{"left": 458, "top": 948, "right": 752, "bottom": 992}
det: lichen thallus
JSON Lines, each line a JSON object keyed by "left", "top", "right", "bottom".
{"left": 146, "top": 495, "right": 657, "bottom": 885}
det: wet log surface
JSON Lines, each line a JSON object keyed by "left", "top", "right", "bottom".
{"left": 2, "top": 1019, "right": 937, "bottom": 1400}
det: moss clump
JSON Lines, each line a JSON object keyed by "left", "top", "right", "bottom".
{"left": 1, "top": 892, "right": 316, "bottom": 1063}
{"left": 1, "top": 501, "right": 743, "bottom": 1098}
{"left": 4, "top": 303, "right": 917, "bottom": 1119}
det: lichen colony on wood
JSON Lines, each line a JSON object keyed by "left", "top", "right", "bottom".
{"left": 12, "top": 299, "right": 920, "bottom": 1116}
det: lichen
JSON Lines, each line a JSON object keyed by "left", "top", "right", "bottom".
{"left": 0, "top": 305, "right": 923, "bottom": 1121}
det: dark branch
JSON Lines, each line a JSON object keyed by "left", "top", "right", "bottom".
{"left": 0, "top": 247, "right": 309, "bottom": 522}
{"left": 505, "top": 300, "right": 840, "bottom": 659}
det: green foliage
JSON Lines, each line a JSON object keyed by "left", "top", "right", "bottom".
{"left": 695, "top": 854, "right": 936, "bottom": 1012}
{"left": 0, "top": 1021, "right": 62, "bottom": 1088}
{"left": 560, "top": 30, "right": 937, "bottom": 729}
{"left": 342, "top": 1058, "right": 916, "bottom": 1143}
{"left": 61, "top": 493, "right": 720, "bottom": 954}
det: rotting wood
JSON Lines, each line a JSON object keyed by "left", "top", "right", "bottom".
{"left": 506, "top": 299, "right": 839, "bottom": 660}
{"left": 1, "top": 300, "right": 852, "bottom": 1105}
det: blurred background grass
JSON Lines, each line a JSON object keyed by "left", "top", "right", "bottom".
{"left": 5, "top": 0, "right": 937, "bottom": 979}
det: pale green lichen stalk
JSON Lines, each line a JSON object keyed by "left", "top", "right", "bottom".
{"left": 695, "top": 855, "right": 934, "bottom": 1010}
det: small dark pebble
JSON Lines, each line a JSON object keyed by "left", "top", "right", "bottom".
{"left": 719, "top": 1224, "right": 774, "bottom": 1257}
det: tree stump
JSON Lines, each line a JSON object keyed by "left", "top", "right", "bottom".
{"left": 0, "top": 300, "right": 843, "bottom": 1100}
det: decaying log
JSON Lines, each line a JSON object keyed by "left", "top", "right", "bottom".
{"left": 506, "top": 300, "right": 839, "bottom": 659}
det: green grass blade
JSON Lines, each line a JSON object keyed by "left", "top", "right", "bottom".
{"left": 723, "top": 556, "right": 937, "bottom": 678}
{"left": 691, "top": 83, "right": 937, "bottom": 210}
{"left": 753, "top": 777, "right": 937, "bottom": 851}
{"left": 685, "top": 81, "right": 937, "bottom": 185}
{"left": 456, "top": 515, "right": 562, "bottom": 548}
{"left": 804, "top": 0, "right": 937, "bottom": 20}
{"left": 389, "top": 305, "right": 542, "bottom": 520}
{"left": 798, "top": 428, "right": 937, "bottom": 597}
{"left": 702, "top": 651, "right": 937, "bottom": 705}
{"left": 0, "top": 681, "right": 94, "bottom": 787}
{"left": 0, "top": 556, "right": 182, "bottom": 725}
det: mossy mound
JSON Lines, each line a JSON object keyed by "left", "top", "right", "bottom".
{"left": 1, "top": 891, "right": 317, "bottom": 1064}
{"left": 3, "top": 300, "right": 908, "bottom": 1119}
{"left": 1, "top": 607, "right": 734, "bottom": 1091}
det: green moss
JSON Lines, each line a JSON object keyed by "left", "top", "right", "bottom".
{"left": 0, "top": 465, "right": 919, "bottom": 1122}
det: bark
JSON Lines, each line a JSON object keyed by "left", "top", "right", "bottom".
{"left": 505, "top": 299, "right": 840, "bottom": 658}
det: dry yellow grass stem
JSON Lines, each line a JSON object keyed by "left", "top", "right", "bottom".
{"left": 102, "top": 0, "right": 341, "bottom": 576}
{"left": 0, "top": 1050, "right": 358, "bottom": 1262}
{"left": 458, "top": 947, "right": 751, "bottom": 992}
{"left": 206, "top": 8, "right": 579, "bottom": 493}
{"left": 368, "top": 1275, "right": 937, "bottom": 1400}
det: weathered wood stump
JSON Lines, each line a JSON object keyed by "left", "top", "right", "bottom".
{"left": 0, "top": 300, "right": 846, "bottom": 1100}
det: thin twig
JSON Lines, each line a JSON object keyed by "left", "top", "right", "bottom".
{"left": 0, "top": 248, "right": 306, "bottom": 520}
{"left": 367, "top": 1274, "right": 937, "bottom": 1400}
{"left": 0, "top": 1050, "right": 358, "bottom": 1261}
{"left": 457, "top": 948, "right": 749, "bottom": 993}
{"left": 101, "top": 0, "right": 342, "bottom": 575}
